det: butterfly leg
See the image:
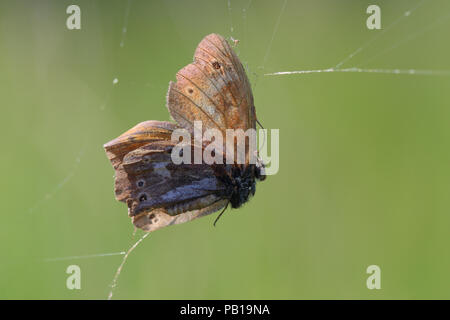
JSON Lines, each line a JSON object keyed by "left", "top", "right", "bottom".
{"left": 213, "top": 201, "right": 230, "bottom": 227}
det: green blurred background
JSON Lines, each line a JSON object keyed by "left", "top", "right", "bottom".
{"left": 1, "top": 0, "right": 450, "bottom": 299}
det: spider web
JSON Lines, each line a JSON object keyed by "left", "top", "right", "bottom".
{"left": 265, "top": 0, "right": 450, "bottom": 77}
{"left": 40, "top": 0, "right": 450, "bottom": 299}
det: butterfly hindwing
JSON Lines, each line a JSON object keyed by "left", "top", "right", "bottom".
{"left": 109, "top": 138, "right": 229, "bottom": 231}
{"left": 132, "top": 200, "right": 228, "bottom": 233}
{"left": 121, "top": 141, "right": 226, "bottom": 215}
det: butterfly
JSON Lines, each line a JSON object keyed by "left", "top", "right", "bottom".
{"left": 104, "top": 34, "right": 265, "bottom": 232}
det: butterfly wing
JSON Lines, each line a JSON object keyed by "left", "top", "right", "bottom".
{"left": 166, "top": 33, "right": 256, "bottom": 134}
{"left": 105, "top": 125, "right": 229, "bottom": 232}
{"left": 119, "top": 141, "right": 227, "bottom": 214}
{"left": 104, "top": 34, "right": 263, "bottom": 232}
{"left": 104, "top": 120, "right": 178, "bottom": 169}
{"left": 132, "top": 200, "right": 228, "bottom": 233}
{"left": 122, "top": 141, "right": 228, "bottom": 232}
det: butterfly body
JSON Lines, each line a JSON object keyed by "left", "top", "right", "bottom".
{"left": 104, "top": 34, "right": 265, "bottom": 232}
{"left": 215, "top": 163, "right": 265, "bottom": 209}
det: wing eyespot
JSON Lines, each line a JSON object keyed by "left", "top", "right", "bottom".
{"left": 212, "top": 61, "right": 221, "bottom": 69}
{"left": 137, "top": 179, "right": 145, "bottom": 187}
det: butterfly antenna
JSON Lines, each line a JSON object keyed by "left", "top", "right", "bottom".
{"left": 213, "top": 201, "right": 230, "bottom": 227}
{"left": 256, "top": 116, "right": 266, "bottom": 152}
{"left": 256, "top": 118, "right": 264, "bottom": 129}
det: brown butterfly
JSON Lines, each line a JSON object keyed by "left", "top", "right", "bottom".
{"left": 104, "top": 34, "right": 265, "bottom": 232}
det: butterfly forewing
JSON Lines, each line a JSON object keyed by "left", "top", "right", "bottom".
{"left": 167, "top": 34, "right": 256, "bottom": 135}
{"left": 104, "top": 121, "right": 178, "bottom": 169}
